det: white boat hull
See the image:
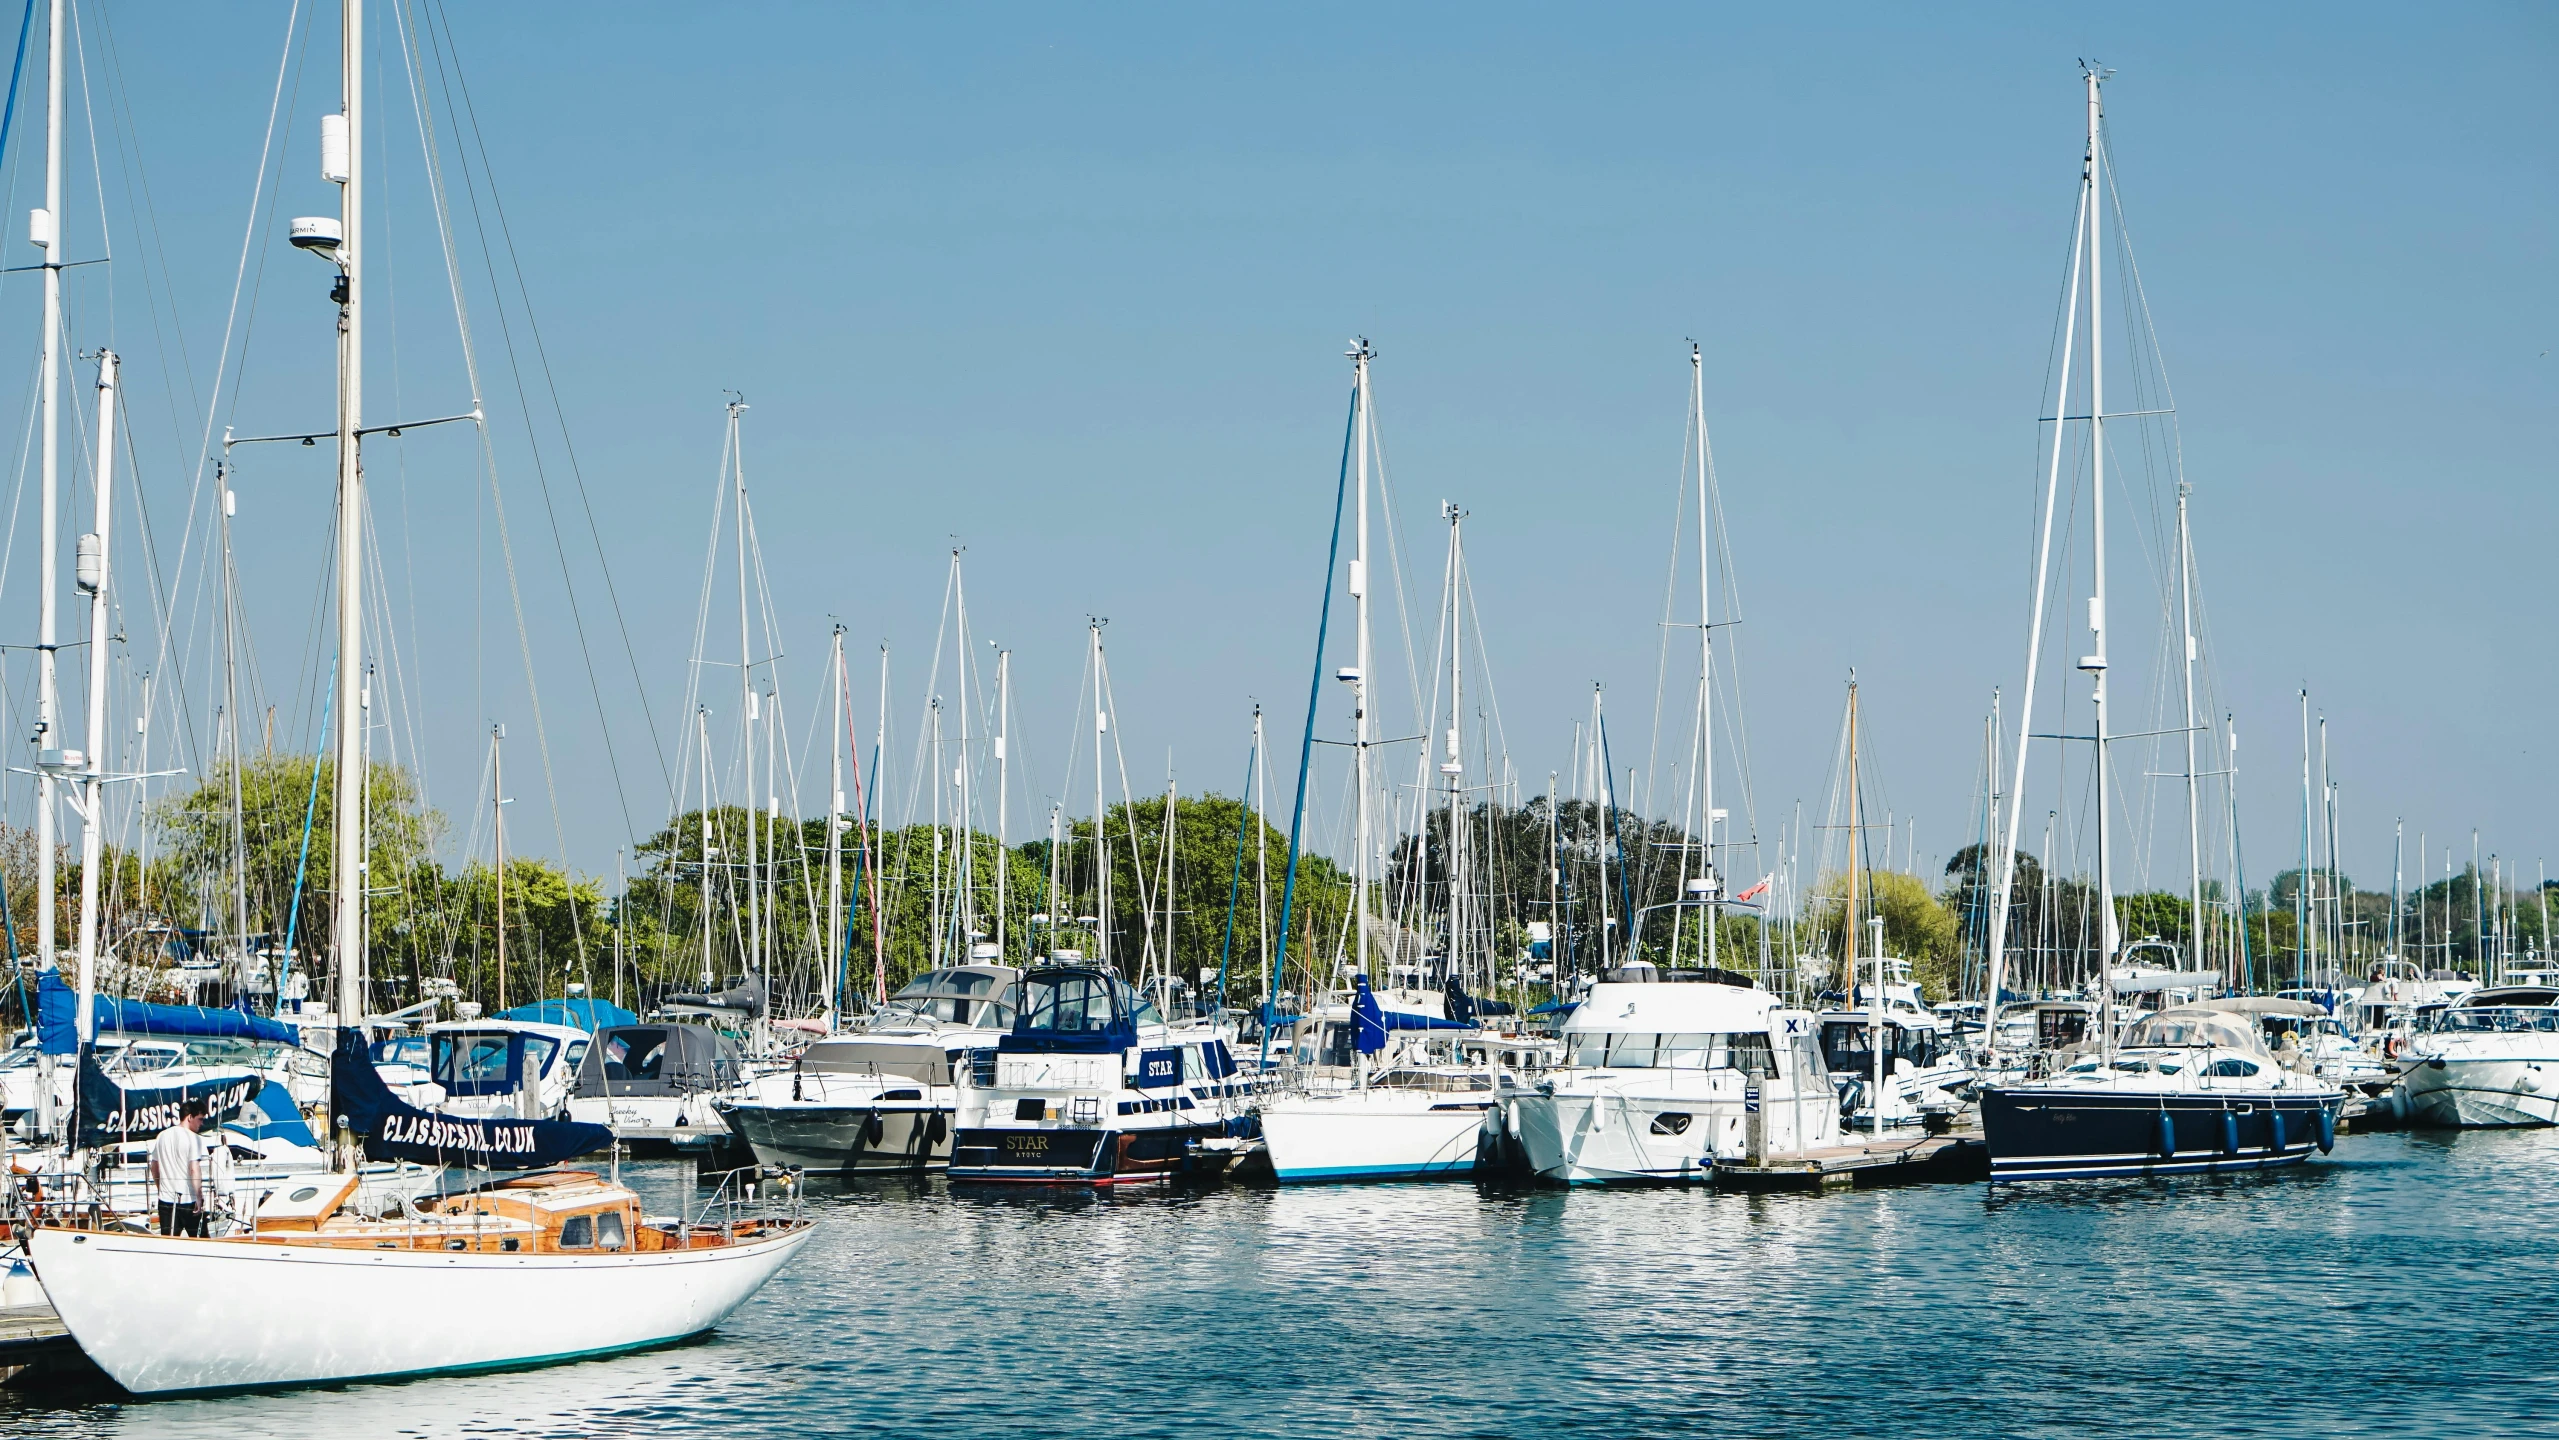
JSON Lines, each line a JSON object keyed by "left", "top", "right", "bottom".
{"left": 2400, "top": 1057, "right": 2559, "bottom": 1128}
{"left": 1260, "top": 1091, "right": 1491, "bottom": 1182}
{"left": 29, "top": 1221, "right": 812, "bottom": 1395}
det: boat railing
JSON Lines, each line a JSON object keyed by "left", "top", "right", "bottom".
{"left": 688, "top": 1163, "right": 806, "bottom": 1239}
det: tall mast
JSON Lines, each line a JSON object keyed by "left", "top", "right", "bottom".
{"left": 70, "top": 351, "right": 118, "bottom": 1050}
{"left": 994, "top": 646, "right": 1011, "bottom": 960}
{"left": 2176, "top": 484, "right": 2204, "bottom": 974}
{"left": 33, "top": 0, "right": 64, "bottom": 1126}
{"left": 826, "top": 624, "right": 845, "bottom": 1026}
{"left": 1844, "top": 678, "right": 1861, "bottom": 1001}
{"left": 1090, "top": 619, "right": 1108, "bottom": 969}
{"left": 695, "top": 706, "right": 712, "bottom": 989}
{"left": 872, "top": 644, "right": 888, "bottom": 1002}
{"left": 2084, "top": 64, "right": 2119, "bottom": 1064}
{"left": 730, "top": 400, "right": 758, "bottom": 997}
{"left": 2389, "top": 818, "right": 2403, "bottom": 964}
{"left": 1590, "top": 685, "right": 1611, "bottom": 969}
{"left": 1253, "top": 704, "right": 1270, "bottom": 1009}
{"left": 492, "top": 725, "right": 507, "bottom": 1010}
{"left": 219, "top": 467, "right": 251, "bottom": 989}
{"left": 328, "top": 0, "right": 368, "bottom": 1032}
{"left": 1982, "top": 74, "right": 2094, "bottom": 1058}
{"left": 1440, "top": 503, "right": 1465, "bottom": 992}
{"left": 951, "top": 552, "right": 973, "bottom": 953}
{"left": 1693, "top": 342, "right": 1717, "bottom": 971}
{"left": 2299, "top": 692, "right": 2313, "bottom": 989}
{"left": 1350, "top": 339, "right": 1373, "bottom": 988}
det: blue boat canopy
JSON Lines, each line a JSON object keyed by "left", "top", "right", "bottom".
{"left": 36, "top": 968, "right": 298, "bottom": 1055}
{"left": 496, "top": 998, "right": 638, "bottom": 1033}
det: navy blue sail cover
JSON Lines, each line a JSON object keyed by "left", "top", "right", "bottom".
{"left": 331, "top": 1029, "right": 611, "bottom": 1169}
{"left": 37, "top": 967, "right": 298, "bottom": 1055}
{"left": 74, "top": 1048, "right": 263, "bottom": 1150}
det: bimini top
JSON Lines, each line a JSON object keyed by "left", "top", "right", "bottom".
{"left": 2120, "top": 1007, "right": 2268, "bottom": 1055}
{"left": 2191, "top": 996, "right": 2326, "bottom": 1021}
{"left": 574, "top": 1023, "right": 744, "bottom": 1098}
{"left": 1000, "top": 967, "right": 1164, "bottom": 1054}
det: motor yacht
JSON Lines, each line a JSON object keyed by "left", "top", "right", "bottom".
{"left": 715, "top": 964, "right": 1019, "bottom": 1174}
{"left": 411, "top": 1018, "right": 592, "bottom": 1120}
{"left": 2392, "top": 985, "right": 2559, "bottom": 1127}
{"left": 1814, "top": 958, "right": 1976, "bottom": 1130}
{"left": 946, "top": 965, "right": 1254, "bottom": 1184}
{"left": 1505, "top": 967, "right": 1838, "bottom": 1185}
{"left": 566, "top": 1022, "right": 749, "bottom": 1154}
{"left": 1980, "top": 1001, "right": 2347, "bottom": 1181}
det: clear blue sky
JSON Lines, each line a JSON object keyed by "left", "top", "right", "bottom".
{"left": 3, "top": 3, "right": 2549, "bottom": 904}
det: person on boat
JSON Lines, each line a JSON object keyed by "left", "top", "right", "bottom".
{"left": 148, "top": 1099, "right": 211, "bottom": 1237}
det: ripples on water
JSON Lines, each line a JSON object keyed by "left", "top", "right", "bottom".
{"left": 8, "top": 1130, "right": 2554, "bottom": 1439}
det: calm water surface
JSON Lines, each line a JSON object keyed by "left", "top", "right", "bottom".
{"left": 7, "top": 1129, "right": 2553, "bottom": 1439}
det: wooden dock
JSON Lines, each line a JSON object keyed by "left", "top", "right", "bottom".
{"left": 1712, "top": 1133, "right": 1988, "bottom": 1192}
{"left": 0, "top": 1301, "right": 89, "bottom": 1387}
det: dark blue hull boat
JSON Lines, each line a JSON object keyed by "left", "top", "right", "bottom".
{"left": 1981, "top": 1086, "right": 2342, "bottom": 1182}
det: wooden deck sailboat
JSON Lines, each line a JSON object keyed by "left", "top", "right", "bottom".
{"left": 27, "top": 0, "right": 810, "bottom": 1394}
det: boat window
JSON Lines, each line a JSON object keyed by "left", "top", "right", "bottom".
{"left": 892, "top": 970, "right": 951, "bottom": 1000}
{"left": 1725, "top": 1034, "right": 1777, "bottom": 1078}
{"left": 2207, "top": 1058, "right": 2261, "bottom": 1078}
{"left": 441, "top": 1035, "right": 514, "bottom": 1086}
{"left": 951, "top": 972, "right": 996, "bottom": 996}
{"left": 107, "top": 1047, "right": 181, "bottom": 1075}
{"left": 521, "top": 1035, "right": 561, "bottom": 1078}
{"left": 562, "top": 1039, "right": 589, "bottom": 1076}
{"left": 560, "top": 1214, "right": 595, "bottom": 1249}
{"left": 2110, "top": 1059, "right": 2151, "bottom": 1073}
{"left": 371, "top": 1035, "right": 430, "bottom": 1069}
{"left": 1022, "top": 973, "right": 1119, "bottom": 1033}
{"left": 603, "top": 1032, "right": 669, "bottom": 1081}
{"left": 597, "top": 1210, "right": 627, "bottom": 1252}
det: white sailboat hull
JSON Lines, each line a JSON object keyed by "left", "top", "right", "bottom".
{"left": 28, "top": 1221, "right": 812, "bottom": 1395}
{"left": 1260, "top": 1090, "right": 1491, "bottom": 1182}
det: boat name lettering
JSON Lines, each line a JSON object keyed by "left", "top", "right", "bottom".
{"left": 379, "top": 1112, "right": 543, "bottom": 1155}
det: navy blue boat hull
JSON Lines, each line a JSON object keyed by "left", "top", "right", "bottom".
{"left": 1981, "top": 1085, "right": 2341, "bottom": 1182}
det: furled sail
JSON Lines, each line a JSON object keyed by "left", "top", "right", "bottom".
{"left": 75, "top": 1049, "right": 262, "bottom": 1150}
{"left": 329, "top": 1030, "right": 611, "bottom": 1169}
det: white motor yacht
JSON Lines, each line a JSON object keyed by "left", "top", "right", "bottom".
{"left": 566, "top": 1022, "right": 749, "bottom": 1154}
{"left": 2394, "top": 985, "right": 2559, "bottom": 1127}
{"left": 414, "top": 1018, "right": 591, "bottom": 1120}
{"left": 947, "top": 965, "right": 1255, "bottom": 1184}
{"left": 1981, "top": 1001, "right": 2347, "bottom": 1181}
{"left": 715, "top": 964, "right": 1018, "bottom": 1174}
{"left": 1507, "top": 968, "right": 1838, "bottom": 1185}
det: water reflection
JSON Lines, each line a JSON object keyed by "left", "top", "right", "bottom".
{"left": 8, "top": 1134, "right": 2558, "bottom": 1439}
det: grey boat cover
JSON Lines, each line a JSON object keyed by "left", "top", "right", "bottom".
{"left": 575, "top": 1023, "right": 744, "bottom": 1098}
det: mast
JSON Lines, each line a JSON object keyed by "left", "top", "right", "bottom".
{"left": 2389, "top": 818, "right": 2403, "bottom": 965}
{"left": 730, "top": 400, "right": 758, "bottom": 999}
{"left": 1350, "top": 339, "right": 1373, "bottom": 989}
{"left": 2299, "top": 692, "right": 2313, "bottom": 990}
{"left": 1090, "top": 619, "right": 1109, "bottom": 969}
{"left": 1253, "top": 705, "right": 1270, "bottom": 1010}
{"left": 492, "top": 725, "right": 507, "bottom": 1011}
{"left": 328, "top": 0, "right": 368, "bottom": 1035}
{"left": 2084, "top": 64, "right": 2120, "bottom": 1064}
{"left": 2175, "top": 484, "right": 2205, "bottom": 974}
{"left": 873, "top": 644, "right": 888, "bottom": 1002}
{"left": 826, "top": 624, "right": 845, "bottom": 1026}
{"left": 1693, "top": 342, "right": 1717, "bottom": 971}
{"left": 70, "top": 350, "right": 117, "bottom": 1052}
{"left": 1982, "top": 74, "right": 2094, "bottom": 1059}
{"left": 1844, "top": 677, "right": 1861, "bottom": 1005}
{"left": 1590, "top": 685, "right": 1612, "bottom": 969}
{"left": 218, "top": 466, "right": 252, "bottom": 1000}
{"left": 696, "top": 706, "right": 713, "bottom": 989}
{"left": 995, "top": 646, "right": 1010, "bottom": 959}
{"left": 30, "top": 0, "right": 63, "bottom": 1138}
{"left": 1440, "top": 503, "right": 1465, "bottom": 992}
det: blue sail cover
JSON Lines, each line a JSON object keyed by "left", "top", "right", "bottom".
{"left": 497, "top": 998, "right": 638, "bottom": 1033}
{"left": 74, "top": 1048, "right": 263, "bottom": 1150}
{"left": 330, "top": 1029, "right": 610, "bottom": 1169}
{"left": 36, "top": 968, "right": 298, "bottom": 1055}
{"left": 224, "top": 1077, "right": 320, "bottom": 1149}
{"left": 1353, "top": 976, "right": 1474, "bottom": 1055}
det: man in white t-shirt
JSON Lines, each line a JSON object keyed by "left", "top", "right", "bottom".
{"left": 148, "top": 1099, "right": 211, "bottom": 1236}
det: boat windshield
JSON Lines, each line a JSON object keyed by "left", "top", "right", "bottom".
{"left": 1023, "top": 973, "right": 1120, "bottom": 1034}
{"left": 1820, "top": 1020, "right": 1941, "bottom": 1073}
{"left": 1571, "top": 1031, "right": 1775, "bottom": 1074}
{"left": 2441, "top": 1008, "right": 2559, "bottom": 1033}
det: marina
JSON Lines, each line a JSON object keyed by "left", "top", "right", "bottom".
{"left": 11, "top": 1133, "right": 2559, "bottom": 1437}
{"left": 0, "top": 3, "right": 2545, "bottom": 1433}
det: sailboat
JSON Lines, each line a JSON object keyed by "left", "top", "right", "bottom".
{"left": 1975, "top": 70, "right": 2344, "bottom": 1181}
{"left": 1259, "top": 453, "right": 1515, "bottom": 1183}
{"left": 28, "top": 0, "right": 810, "bottom": 1393}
